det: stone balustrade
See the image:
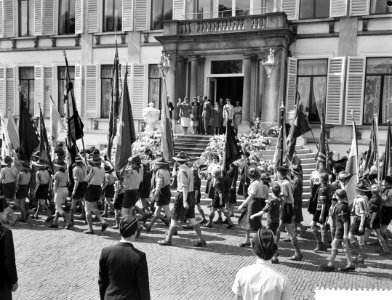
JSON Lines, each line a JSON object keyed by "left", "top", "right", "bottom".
{"left": 163, "top": 12, "right": 290, "bottom": 36}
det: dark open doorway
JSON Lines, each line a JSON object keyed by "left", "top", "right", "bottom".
{"left": 209, "top": 76, "right": 244, "bottom": 106}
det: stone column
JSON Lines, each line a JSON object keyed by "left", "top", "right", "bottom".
{"left": 165, "top": 54, "right": 176, "bottom": 103}
{"left": 238, "top": 54, "right": 254, "bottom": 133}
{"left": 261, "top": 50, "right": 281, "bottom": 124}
{"left": 190, "top": 55, "right": 199, "bottom": 99}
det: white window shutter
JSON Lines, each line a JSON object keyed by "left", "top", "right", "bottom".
{"left": 134, "top": 0, "right": 147, "bottom": 31}
{"left": 0, "top": 0, "right": 4, "bottom": 38}
{"left": 34, "top": 0, "right": 43, "bottom": 36}
{"left": 350, "top": 0, "right": 369, "bottom": 16}
{"left": 173, "top": 0, "right": 185, "bottom": 20}
{"left": 330, "top": 0, "right": 347, "bottom": 18}
{"left": 344, "top": 57, "right": 365, "bottom": 125}
{"left": 4, "top": 0, "right": 14, "bottom": 38}
{"left": 131, "top": 64, "right": 146, "bottom": 119}
{"left": 85, "top": 65, "right": 98, "bottom": 118}
{"left": 34, "top": 66, "right": 44, "bottom": 117}
{"left": 43, "top": 67, "right": 54, "bottom": 117}
{"left": 87, "top": 0, "right": 99, "bottom": 33}
{"left": 286, "top": 57, "right": 298, "bottom": 113}
{"left": 6, "top": 67, "right": 16, "bottom": 115}
{"left": 0, "top": 67, "right": 6, "bottom": 116}
{"left": 74, "top": 64, "right": 83, "bottom": 117}
{"left": 326, "top": 57, "right": 346, "bottom": 125}
{"left": 75, "top": 0, "right": 83, "bottom": 34}
{"left": 122, "top": 0, "right": 133, "bottom": 31}
{"left": 43, "top": 0, "right": 54, "bottom": 35}
{"left": 281, "top": 0, "right": 298, "bottom": 20}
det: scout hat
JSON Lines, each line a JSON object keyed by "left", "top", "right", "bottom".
{"left": 260, "top": 173, "right": 271, "bottom": 182}
{"left": 21, "top": 160, "right": 31, "bottom": 171}
{"left": 154, "top": 157, "right": 169, "bottom": 167}
{"left": 33, "top": 159, "right": 47, "bottom": 167}
{"left": 104, "top": 164, "right": 114, "bottom": 173}
{"left": 1, "top": 156, "right": 12, "bottom": 166}
{"left": 53, "top": 157, "right": 66, "bottom": 168}
{"left": 355, "top": 180, "right": 370, "bottom": 192}
{"left": 247, "top": 167, "right": 261, "bottom": 180}
{"left": 277, "top": 164, "right": 290, "bottom": 176}
{"left": 128, "top": 156, "right": 142, "bottom": 165}
{"left": 88, "top": 155, "right": 102, "bottom": 165}
{"left": 173, "top": 151, "right": 190, "bottom": 162}
{"left": 338, "top": 171, "right": 351, "bottom": 182}
{"left": 75, "top": 155, "right": 84, "bottom": 165}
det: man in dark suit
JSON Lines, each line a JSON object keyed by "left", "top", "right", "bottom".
{"left": 99, "top": 216, "right": 150, "bottom": 300}
{"left": 0, "top": 221, "right": 18, "bottom": 300}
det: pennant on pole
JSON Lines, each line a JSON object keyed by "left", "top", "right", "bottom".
{"left": 115, "top": 68, "right": 136, "bottom": 172}
{"left": 50, "top": 97, "right": 59, "bottom": 146}
{"left": 345, "top": 120, "right": 358, "bottom": 205}
{"left": 160, "top": 95, "right": 175, "bottom": 162}
{"left": 2, "top": 110, "right": 20, "bottom": 152}
{"left": 18, "top": 94, "right": 40, "bottom": 161}
{"left": 39, "top": 105, "right": 54, "bottom": 173}
{"left": 362, "top": 116, "right": 378, "bottom": 177}
{"left": 273, "top": 103, "right": 287, "bottom": 170}
{"left": 107, "top": 43, "right": 120, "bottom": 160}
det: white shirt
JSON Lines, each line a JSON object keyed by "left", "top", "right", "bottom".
{"left": 232, "top": 259, "right": 293, "bottom": 300}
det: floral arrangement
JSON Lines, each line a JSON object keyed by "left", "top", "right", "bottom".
{"left": 250, "top": 115, "right": 279, "bottom": 137}
{"left": 132, "top": 131, "right": 161, "bottom": 161}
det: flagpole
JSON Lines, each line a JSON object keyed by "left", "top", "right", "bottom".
{"left": 279, "top": 101, "right": 285, "bottom": 167}
{"left": 375, "top": 114, "right": 380, "bottom": 184}
{"left": 49, "top": 95, "right": 66, "bottom": 130}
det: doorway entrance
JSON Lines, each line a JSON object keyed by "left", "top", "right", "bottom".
{"left": 208, "top": 77, "right": 244, "bottom": 106}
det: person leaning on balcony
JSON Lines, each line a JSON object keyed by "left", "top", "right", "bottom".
{"left": 179, "top": 97, "right": 192, "bottom": 135}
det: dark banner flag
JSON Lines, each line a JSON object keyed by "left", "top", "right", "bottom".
{"left": 115, "top": 68, "right": 136, "bottom": 172}
{"left": 382, "top": 120, "right": 392, "bottom": 180}
{"left": 18, "top": 94, "right": 39, "bottom": 161}
{"left": 362, "top": 116, "right": 378, "bottom": 177}
{"left": 222, "top": 119, "right": 242, "bottom": 172}
{"left": 39, "top": 106, "right": 54, "bottom": 173}
{"left": 107, "top": 43, "right": 120, "bottom": 159}
{"left": 160, "top": 95, "right": 175, "bottom": 162}
{"left": 64, "top": 53, "right": 84, "bottom": 164}
{"left": 287, "top": 102, "right": 311, "bottom": 161}
{"left": 345, "top": 120, "right": 358, "bottom": 205}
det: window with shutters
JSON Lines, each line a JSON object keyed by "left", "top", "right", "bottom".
{"left": 58, "top": 66, "right": 75, "bottom": 117}
{"left": 19, "top": 0, "right": 34, "bottom": 36}
{"left": 300, "top": 0, "right": 330, "bottom": 19}
{"left": 59, "top": 0, "right": 76, "bottom": 35}
{"left": 297, "top": 59, "right": 328, "bottom": 124}
{"left": 370, "top": 0, "right": 392, "bottom": 14}
{"left": 101, "top": 65, "right": 113, "bottom": 118}
{"left": 103, "top": 0, "right": 122, "bottom": 32}
{"left": 151, "top": 0, "right": 173, "bottom": 30}
{"left": 148, "top": 65, "right": 162, "bottom": 110}
{"left": 19, "top": 67, "right": 35, "bottom": 115}
{"left": 364, "top": 57, "right": 392, "bottom": 124}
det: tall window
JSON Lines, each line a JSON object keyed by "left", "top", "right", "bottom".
{"left": 299, "top": 0, "right": 330, "bottom": 19}
{"left": 148, "top": 65, "right": 162, "bottom": 110}
{"left": 197, "top": 0, "right": 214, "bottom": 19}
{"left": 219, "top": 0, "right": 233, "bottom": 17}
{"left": 236, "top": 0, "right": 250, "bottom": 16}
{"left": 19, "top": 67, "right": 35, "bottom": 116}
{"left": 370, "top": 0, "right": 392, "bottom": 14}
{"left": 101, "top": 65, "right": 113, "bottom": 118}
{"left": 19, "top": 0, "right": 34, "bottom": 37}
{"left": 151, "top": 0, "right": 173, "bottom": 30}
{"left": 58, "top": 66, "right": 75, "bottom": 117}
{"left": 103, "top": 0, "right": 122, "bottom": 32}
{"left": 296, "top": 60, "right": 328, "bottom": 124}
{"left": 59, "top": 0, "right": 75, "bottom": 35}
{"left": 364, "top": 58, "right": 392, "bottom": 124}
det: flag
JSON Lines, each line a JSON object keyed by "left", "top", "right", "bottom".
{"left": 115, "top": 69, "right": 136, "bottom": 172}
{"left": 64, "top": 54, "right": 84, "bottom": 164}
{"left": 287, "top": 102, "right": 311, "bottom": 161}
{"left": 107, "top": 43, "right": 120, "bottom": 159}
{"left": 160, "top": 95, "right": 175, "bottom": 162}
{"left": 18, "top": 94, "right": 39, "bottom": 161}
{"left": 345, "top": 120, "right": 358, "bottom": 205}
{"left": 39, "top": 106, "right": 54, "bottom": 173}
{"left": 50, "top": 97, "right": 59, "bottom": 146}
{"left": 382, "top": 120, "right": 392, "bottom": 180}
{"left": 273, "top": 104, "right": 287, "bottom": 170}
{"left": 2, "top": 110, "right": 20, "bottom": 151}
{"left": 222, "top": 119, "right": 242, "bottom": 172}
{"left": 316, "top": 109, "right": 329, "bottom": 168}
{"left": 362, "top": 116, "right": 378, "bottom": 177}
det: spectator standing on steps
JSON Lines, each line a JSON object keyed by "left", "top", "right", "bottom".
{"left": 202, "top": 98, "right": 213, "bottom": 135}
{"left": 0, "top": 222, "right": 18, "bottom": 300}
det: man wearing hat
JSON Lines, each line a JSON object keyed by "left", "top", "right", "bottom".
{"left": 98, "top": 216, "right": 150, "bottom": 300}
{"left": 158, "top": 152, "right": 207, "bottom": 247}
{"left": 0, "top": 156, "right": 19, "bottom": 225}
{"left": 276, "top": 165, "right": 303, "bottom": 260}
{"left": 349, "top": 180, "right": 371, "bottom": 263}
{"left": 232, "top": 228, "right": 293, "bottom": 299}
{"left": 32, "top": 159, "right": 52, "bottom": 220}
{"left": 70, "top": 155, "right": 88, "bottom": 224}
{"left": 84, "top": 156, "right": 108, "bottom": 234}
{"left": 15, "top": 161, "right": 32, "bottom": 222}
{"left": 144, "top": 157, "right": 171, "bottom": 232}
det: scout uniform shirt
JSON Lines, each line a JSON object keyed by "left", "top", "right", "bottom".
{"left": 155, "top": 168, "right": 171, "bottom": 190}
{"left": 86, "top": 167, "right": 105, "bottom": 186}
{"left": 123, "top": 168, "right": 143, "bottom": 190}
{"left": 333, "top": 201, "right": 351, "bottom": 229}
{"left": 280, "top": 178, "right": 294, "bottom": 204}
{"left": 73, "top": 165, "right": 87, "bottom": 183}
{"left": 177, "top": 165, "right": 194, "bottom": 193}
{"left": 0, "top": 166, "right": 19, "bottom": 184}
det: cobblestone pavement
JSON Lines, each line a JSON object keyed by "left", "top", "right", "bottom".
{"left": 8, "top": 206, "right": 392, "bottom": 300}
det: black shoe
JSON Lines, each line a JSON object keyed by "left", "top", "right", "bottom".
{"left": 271, "top": 258, "right": 279, "bottom": 264}
{"left": 339, "top": 265, "right": 355, "bottom": 272}
{"left": 319, "top": 264, "right": 335, "bottom": 272}
{"left": 101, "top": 223, "right": 108, "bottom": 233}
{"left": 289, "top": 254, "right": 303, "bottom": 261}
{"left": 45, "top": 216, "right": 54, "bottom": 223}
{"left": 49, "top": 223, "right": 58, "bottom": 228}
{"left": 282, "top": 238, "right": 291, "bottom": 242}
{"left": 223, "top": 219, "right": 229, "bottom": 224}
{"left": 214, "top": 218, "right": 223, "bottom": 224}
{"left": 158, "top": 240, "right": 172, "bottom": 246}
{"left": 239, "top": 242, "right": 251, "bottom": 247}
{"left": 182, "top": 225, "right": 193, "bottom": 230}
{"left": 314, "top": 244, "right": 328, "bottom": 253}
{"left": 194, "top": 240, "right": 207, "bottom": 247}
{"left": 226, "top": 224, "right": 234, "bottom": 229}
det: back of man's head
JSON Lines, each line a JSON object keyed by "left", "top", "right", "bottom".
{"left": 252, "top": 229, "right": 277, "bottom": 261}
{"left": 120, "top": 216, "right": 138, "bottom": 238}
